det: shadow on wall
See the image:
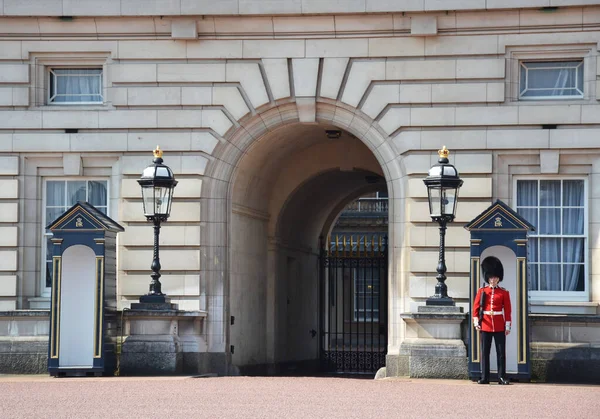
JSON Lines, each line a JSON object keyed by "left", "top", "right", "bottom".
{"left": 531, "top": 343, "right": 600, "bottom": 384}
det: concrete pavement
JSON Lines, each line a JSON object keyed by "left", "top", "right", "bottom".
{"left": 1, "top": 375, "right": 598, "bottom": 419}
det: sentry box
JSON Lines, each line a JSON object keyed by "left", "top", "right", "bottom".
{"left": 465, "top": 200, "right": 534, "bottom": 382}
{"left": 46, "top": 202, "right": 124, "bottom": 377}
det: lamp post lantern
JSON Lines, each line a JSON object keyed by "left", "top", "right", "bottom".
{"left": 423, "top": 146, "right": 463, "bottom": 306}
{"left": 137, "top": 146, "right": 178, "bottom": 304}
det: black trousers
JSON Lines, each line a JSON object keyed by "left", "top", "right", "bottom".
{"left": 480, "top": 331, "right": 506, "bottom": 381}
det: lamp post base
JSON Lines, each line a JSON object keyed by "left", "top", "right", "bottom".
{"left": 425, "top": 296, "right": 455, "bottom": 306}
{"left": 132, "top": 294, "right": 176, "bottom": 310}
{"left": 139, "top": 293, "right": 167, "bottom": 304}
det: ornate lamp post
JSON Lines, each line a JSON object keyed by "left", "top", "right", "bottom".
{"left": 137, "top": 146, "right": 178, "bottom": 304}
{"left": 423, "top": 146, "right": 463, "bottom": 306}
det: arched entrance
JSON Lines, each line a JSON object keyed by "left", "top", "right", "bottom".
{"left": 202, "top": 102, "right": 401, "bottom": 375}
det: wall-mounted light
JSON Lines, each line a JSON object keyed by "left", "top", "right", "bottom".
{"left": 326, "top": 130, "right": 342, "bottom": 139}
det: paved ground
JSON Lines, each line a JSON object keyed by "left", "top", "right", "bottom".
{"left": 1, "top": 375, "right": 599, "bottom": 419}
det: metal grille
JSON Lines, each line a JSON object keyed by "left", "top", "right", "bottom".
{"left": 320, "top": 235, "right": 387, "bottom": 374}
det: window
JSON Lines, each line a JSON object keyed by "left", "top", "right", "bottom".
{"left": 353, "top": 268, "right": 380, "bottom": 322}
{"left": 43, "top": 180, "right": 108, "bottom": 291}
{"left": 515, "top": 179, "right": 587, "bottom": 299}
{"left": 48, "top": 68, "right": 103, "bottom": 104}
{"left": 519, "top": 61, "right": 583, "bottom": 100}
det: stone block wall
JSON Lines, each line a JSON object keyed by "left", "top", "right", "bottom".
{"left": 0, "top": 311, "right": 49, "bottom": 374}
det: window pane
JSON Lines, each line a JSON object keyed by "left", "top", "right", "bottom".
{"left": 46, "top": 181, "right": 65, "bottom": 206}
{"left": 46, "top": 237, "right": 54, "bottom": 260}
{"left": 563, "top": 208, "right": 584, "bottom": 235}
{"left": 519, "top": 63, "right": 527, "bottom": 96}
{"left": 54, "top": 68, "right": 102, "bottom": 76}
{"left": 50, "top": 68, "right": 102, "bottom": 103}
{"left": 517, "top": 180, "right": 538, "bottom": 206}
{"left": 528, "top": 263, "right": 539, "bottom": 291}
{"left": 540, "top": 238, "right": 560, "bottom": 262}
{"left": 46, "top": 261, "right": 53, "bottom": 288}
{"left": 540, "top": 264, "right": 561, "bottom": 291}
{"left": 528, "top": 237, "right": 538, "bottom": 263}
{"left": 517, "top": 208, "right": 537, "bottom": 230}
{"left": 527, "top": 68, "right": 573, "bottom": 89}
{"left": 88, "top": 181, "right": 108, "bottom": 207}
{"left": 563, "top": 180, "right": 584, "bottom": 206}
{"left": 67, "top": 181, "right": 86, "bottom": 205}
{"left": 540, "top": 180, "right": 560, "bottom": 206}
{"left": 520, "top": 61, "right": 583, "bottom": 98}
{"left": 563, "top": 265, "right": 584, "bottom": 292}
{"left": 563, "top": 238, "right": 584, "bottom": 263}
{"left": 46, "top": 207, "right": 65, "bottom": 227}
{"left": 539, "top": 208, "right": 560, "bottom": 234}
{"left": 46, "top": 237, "right": 54, "bottom": 288}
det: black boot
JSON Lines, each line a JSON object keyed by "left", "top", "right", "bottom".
{"left": 477, "top": 379, "right": 489, "bottom": 384}
{"left": 498, "top": 377, "right": 510, "bottom": 385}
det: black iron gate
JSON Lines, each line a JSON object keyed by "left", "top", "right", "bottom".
{"left": 320, "top": 235, "right": 387, "bottom": 374}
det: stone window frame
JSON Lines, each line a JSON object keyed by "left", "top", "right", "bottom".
{"left": 22, "top": 155, "right": 119, "bottom": 308}
{"left": 512, "top": 174, "right": 589, "bottom": 303}
{"left": 506, "top": 45, "right": 597, "bottom": 104}
{"left": 30, "top": 53, "right": 111, "bottom": 108}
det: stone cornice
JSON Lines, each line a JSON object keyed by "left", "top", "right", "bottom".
{"left": 2, "top": 10, "right": 600, "bottom": 40}
{"left": 1, "top": 1, "right": 599, "bottom": 17}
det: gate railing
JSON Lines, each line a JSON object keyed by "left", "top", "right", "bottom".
{"left": 320, "top": 234, "right": 388, "bottom": 374}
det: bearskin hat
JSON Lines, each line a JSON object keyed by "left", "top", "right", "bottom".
{"left": 481, "top": 256, "right": 504, "bottom": 283}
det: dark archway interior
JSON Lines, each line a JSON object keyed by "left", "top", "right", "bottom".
{"left": 228, "top": 123, "right": 387, "bottom": 374}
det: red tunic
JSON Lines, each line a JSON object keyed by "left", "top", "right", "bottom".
{"left": 473, "top": 286, "right": 512, "bottom": 333}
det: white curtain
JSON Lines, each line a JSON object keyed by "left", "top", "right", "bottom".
{"left": 88, "top": 181, "right": 108, "bottom": 213}
{"left": 52, "top": 69, "right": 102, "bottom": 103}
{"left": 562, "top": 181, "right": 585, "bottom": 291}
{"left": 551, "top": 68, "right": 572, "bottom": 96}
{"left": 517, "top": 180, "right": 584, "bottom": 292}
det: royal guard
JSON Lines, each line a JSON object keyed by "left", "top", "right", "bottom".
{"left": 473, "top": 256, "right": 512, "bottom": 385}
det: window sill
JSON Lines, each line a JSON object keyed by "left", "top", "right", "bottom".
{"left": 31, "top": 105, "right": 111, "bottom": 111}
{"left": 28, "top": 297, "right": 50, "bottom": 310}
{"left": 512, "top": 98, "right": 593, "bottom": 106}
{"left": 530, "top": 301, "right": 598, "bottom": 315}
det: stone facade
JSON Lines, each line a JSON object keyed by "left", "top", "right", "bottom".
{"left": 1, "top": 1, "right": 600, "bottom": 380}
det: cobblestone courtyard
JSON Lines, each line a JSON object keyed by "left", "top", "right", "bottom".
{"left": 1, "top": 375, "right": 598, "bottom": 419}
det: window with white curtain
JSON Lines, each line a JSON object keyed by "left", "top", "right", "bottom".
{"left": 43, "top": 180, "right": 108, "bottom": 291}
{"left": 48, "top": 68, "right": 103, "bottom": 104}
{"left": 515, "top": 179, "right": 587, "bottom": 298}
{"left": 519, "top": 61, "right": 584, "bottom": 99}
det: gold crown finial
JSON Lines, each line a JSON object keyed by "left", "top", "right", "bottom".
{"left": 438, "top": 145, "right": 449, "bottom": 159}
{"left": 153, "top": 145, "right": 163, "bottom": 159}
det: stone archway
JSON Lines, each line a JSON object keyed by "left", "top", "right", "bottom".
{"left": 201, "top": 101, "right": 404, "bottom": 374}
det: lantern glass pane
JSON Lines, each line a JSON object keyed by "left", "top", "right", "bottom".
{"left": 166, "top": 187, "right": 174, "bottom": 217}
{"left": 140, "top": 185, "right": 153, "bottom": 217}
{"left": 452, "top": 188, "right": 460, "bottom": 218}
{"left": 428, "top": 187, "right": 442, "bottom": 218}
{"left": 154, "top": 186, "right": 170, "bottom": 216}
{"left": 442, "top": 188, "right": 457, "bottom": 217}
